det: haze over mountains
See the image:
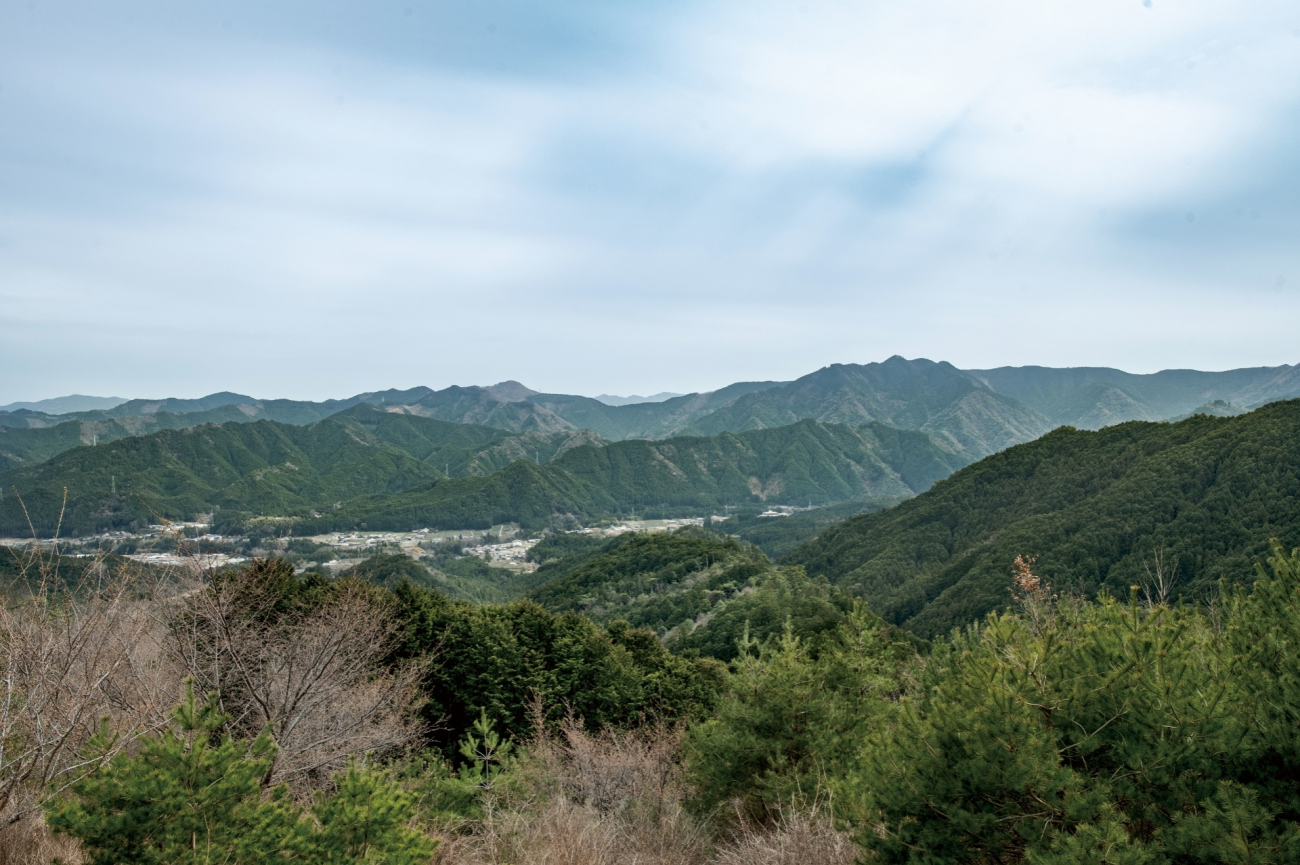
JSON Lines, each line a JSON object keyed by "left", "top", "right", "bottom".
{"left": 0, "top": 395, "right": 127, "bottom": 414}
{"left": 0, "top": 405, "right": 962, "bottom": 536}
{"left": 6, "top": 357, "right": 1300, "bottom": 468}
{"left": 5, "top": 356, "right": 1300, "bottom": 539}
{"left": 593, "top": 392, "right": 685, "bottom": 406}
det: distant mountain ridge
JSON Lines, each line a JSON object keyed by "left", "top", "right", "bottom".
{"left": 593, "top": 392, "right": 685, "bottom": 406}
{"left": 0, "top": 408, "right": 966, "bottom": 536}
{"left": 967, "top": 364, "right": 1300, "bottom": 428}
{"left": 679, "top": 357, "right": 1052, "bottom": 462}
{"left": 0, "top": 395, "right": 127, "bottom": 414}
{"left": 6, "top": 359, "right": 1299, "bottom": 476}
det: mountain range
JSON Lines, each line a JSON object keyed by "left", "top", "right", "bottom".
{"left": 784, "top": 398, "right": 1300, "bottom": 638}
{"left": 7, "top": 357, "right": 1300, "bottom": 479}
{"left": 0, "top": 405, "right": 964, "bottom": 536}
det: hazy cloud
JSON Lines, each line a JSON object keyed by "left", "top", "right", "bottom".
{"left": 2, "top": 0, "right": 1298, "bottom": 401}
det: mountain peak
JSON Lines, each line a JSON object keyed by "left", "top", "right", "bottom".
{"left": 485, "top": 381, "right": 538, "bottom": 401}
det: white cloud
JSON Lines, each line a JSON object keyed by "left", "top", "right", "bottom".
{"left": 1, "top": 0, "right": 1299, "bottom": 400}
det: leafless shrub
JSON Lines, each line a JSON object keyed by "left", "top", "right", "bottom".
{"left": 437, "top": 799, "right": 619, "bottom": 865}
{"left": 528, "top": 716, "right": 685, "bottom": 815}
{"left": 438, "top": 717, "right": 711, "bottom": 865}
{"left": 0, "top": 546, "right": 174, "bottom": 834}
{"left": 713, "top": 804, "right": 856, "bottom": 865}
{"left": 166, "top": 562, "right": 423, "bottom": 790}
{"left": 1142, "top": 546, "right": 1180, "bottom": 609}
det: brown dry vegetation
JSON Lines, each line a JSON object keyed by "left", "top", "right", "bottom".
{"left": 164, "top": 562, "right": 424, "bottom": 791}
{"left": 431, "top": 719, "right": 854, "bottom": 865}
{"left": 0, "top": 539, "right": 854, "bottom": 865}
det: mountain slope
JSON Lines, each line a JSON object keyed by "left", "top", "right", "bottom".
{"left": 682, "top": 357, "right": 1052, "bottom": 461}
{"left": 526, "top": 529, "right": 772, "bottom": 633}
{"left": 0, "top": 413, "right": 962, "bottom": 535}
{"left": 308, "top": 419, "right": 964, "bottom": 533}
{"left": 784, "top": 400, "right": 1300, "bottom": 638}
{"left": 0, "top": 408, "right": 593, "bottom": 535}
{"left": 969, "top": 364, "right": 1300, "bottom": 427}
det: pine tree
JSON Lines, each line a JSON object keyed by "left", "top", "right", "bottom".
{"left": 45, "top": 682, "right": 299, "bottom": 864}
{"left": 46, "top": 682, "right": 437, "bottom": 864}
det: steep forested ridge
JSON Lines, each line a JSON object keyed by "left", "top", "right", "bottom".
{"left": 11, "top": 359, "right": 1299, "bottom": 474}
{"left": 785, "top": 399, "right": 1300, "bottom": 637}
{"left": 295, "top": 418, "right": 964, "bottom": 533}
{"left": 680, "top": 357, "right": 1053, "bottom": 461}
{"left": 0, "top": 411, "right": 960, "bottom": 535}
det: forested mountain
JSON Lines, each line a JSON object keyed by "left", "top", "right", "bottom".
{"left": 0, "top": 412, "right": 962, "bottom": 536}
{"left": 969, "top": 363, "right": 1300, "bottom": 427}
{"left": 305, "top": 418, "right": 964, "bottom": 533}
{"left": 716, "top": 497, "right": 906, "bottom": 557}
{"left": 526, "top": 529, "right": 771, "bottom": 629}
{"left": 681, "top": 356, "right": 1053, "bottom": 461}
{"left": 10, "top": 359, "right": 1299, "bottom": 474}
{"left": 517, "top": 529, "right": 852, "bottom": 659}
{"left": 784, "top": 399, "right": 1300, "bottom": 638}
{"left": 0, "top": 407, "right": 327, "bottom": 473}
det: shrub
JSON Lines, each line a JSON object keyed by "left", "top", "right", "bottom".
{"left": 45, "top": 683, "right": 436, "bottom": 864}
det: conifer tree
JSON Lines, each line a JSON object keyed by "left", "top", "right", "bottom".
{"left": 45, "top": 682, "right": 437, "bottom": 864}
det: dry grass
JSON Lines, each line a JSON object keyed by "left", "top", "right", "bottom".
{"left": 714, "top": 806, "right": 858, "bottom": 865}
{"left": 434, "top": 719, "right": 857, "bottom": 865}
{"left": 0, "top": 815, "right": 81, "bottom": 865}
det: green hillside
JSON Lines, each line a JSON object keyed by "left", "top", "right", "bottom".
{"left": 784, "top": 399, "right": 1300, "bottom": 638}
{"left": 520, "top": 529, "right": 854, "bottom": 660}
{"left": 681, "top": 357, "right": 1052, "bottom": 462}
{"left": 0, "top": 411, "right": 959, "bottom": 536}
{"left": 527, "top": 529, "right": 770, "bottom": 629}
{"left": 306, "top": 419, "right": 964, "bottom": 533}
{"left": 0, "top": 407, "right": 316, "bottom": 472}
{"left": 0, "top": 418, "right": 446, "bottom": 536}
{"left": 716, "top": 496, "right": 907, "bottom": 557}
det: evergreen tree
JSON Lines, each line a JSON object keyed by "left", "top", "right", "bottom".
{"left": 46, "top": 682, "right": 436, "bottom": 864}
{"left": 45, "top": 683, "right": 300, "bottom": 864}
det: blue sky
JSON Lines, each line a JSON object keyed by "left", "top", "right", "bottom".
{"left": 2, "top": 0, "right": 1299, "bottom": 402}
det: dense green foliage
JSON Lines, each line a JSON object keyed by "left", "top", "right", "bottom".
{"left": 678, "top": 541, "right": 1300, "bottom": 862}
{"left": 1, "top": 411, "right": 957, "bottom": 535}
{"left": 46, "top": 684, "right": 435, "bottom": 864}
{"left": 0, "top": 413, "right": 444, "bottom": 535}
{"left": 346, "top": 550, "right": 545, "bottom": 605}
{"left": 348, "top": 553, "right": 443, "bottom": 589}
{"left": 526, "top": 528, "right": 768, "bottom": 627}
{"left": 166, "top": 556, "right": 725, "bottom": 760}
{"left": 525, "top": 531, "right": 610, "bottom": 566}
{"left": 839, "top": 544, "right": 1300, "bottom": 863}
{"left": 386, "top": 581, "right": 726, "bottom": 752}
{"left": 686, "top": 603, "right": 915, "bottom": 820}
{"left": 670, "top": 566, "right": 854, "bottom": 662}
{"left": 297, "top": 418, "right": 961, "bottom": 533}
{"left": 717, "top": 496, "right": 905, "bottom": 557}
{"left": 786, "top": 400, "right": 1300, "bottom": 637}
{"left": 518, "top": 529, "right": 854, "bottom": 660}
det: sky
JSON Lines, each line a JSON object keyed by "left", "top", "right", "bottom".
{"left": 2, "top": 0, "right": 1299, "bottom": 402}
